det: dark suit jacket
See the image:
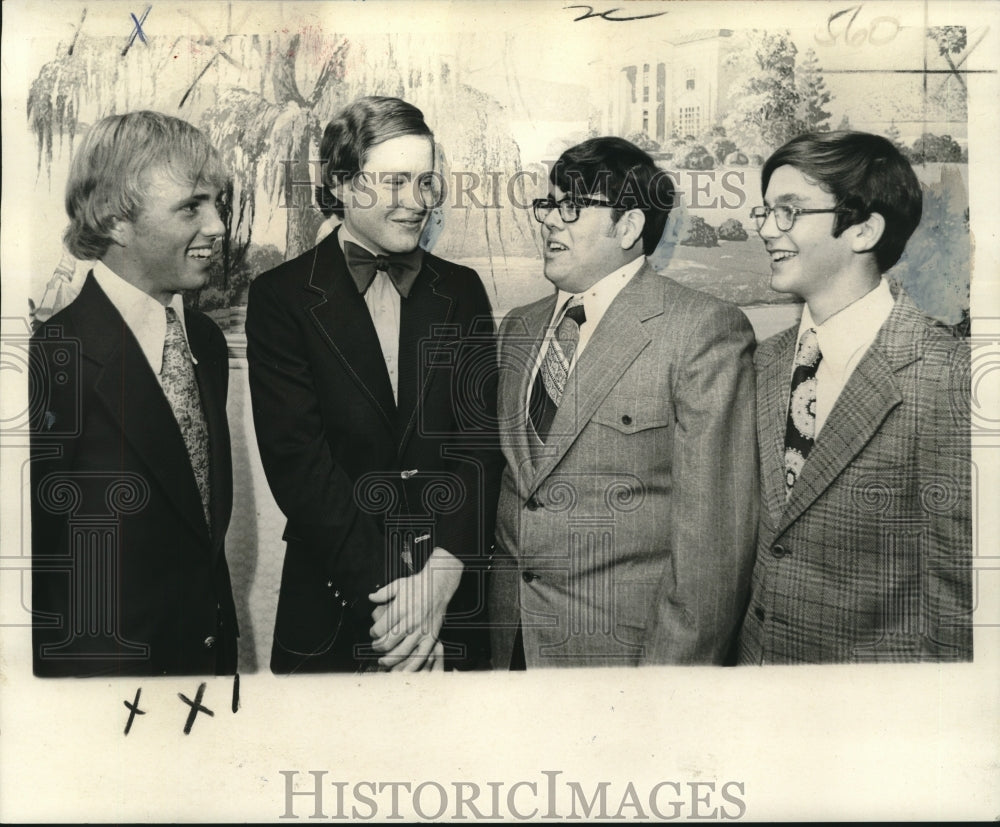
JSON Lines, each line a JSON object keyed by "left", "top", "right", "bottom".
{"left": 30, "top": 274, "right": 238, "bottom": 677}
{"left": 738, "top": 288, "right": 972, "bottom": 663}
{"left": 245, "top": 229, "right": 501, "bottom": 673}
{"left": 490, "top": 264, "right": 759, "bottom": 667}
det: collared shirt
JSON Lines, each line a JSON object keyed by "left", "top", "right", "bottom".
{"left": 526, "top": 255, "right": 645, "bottom": 416}
{"left": 339, "top": 225, "right": 402, "bottom": 403}
{"left": 92, "top": 259, "right": 195, "bottom": 381}
{"left": 798, "top": 278, "right": 895, "bottom": 436}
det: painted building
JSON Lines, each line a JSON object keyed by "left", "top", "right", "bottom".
{"left": 605, "top": 30, "right": 741, "bottom": 142}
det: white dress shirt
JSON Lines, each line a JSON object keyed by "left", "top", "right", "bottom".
{"left": 798, "top": 278, "right": 895, "bottom": 436}
{"left": 339, "top": 226, "right": 402, "bottom": 403}
{"left": 526, "top": 255, "right": 645, "bottom": 415}
{"left": 92, "top": 259, "right": 195, "bottom": 382}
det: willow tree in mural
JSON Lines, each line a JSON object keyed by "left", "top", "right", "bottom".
{"left": 28, "top": 24, "right": 537, "bottom": 314}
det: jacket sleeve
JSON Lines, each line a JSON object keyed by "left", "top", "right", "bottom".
{"left": 29, "top": 321, "right": 82, "bottom": 675}
{"left": 641, "top": 301, "right": 758, "bottom": 664}
{"left": 430, "top": 272, "right": 503, "bottom": 567}
{"left": 916, "top": 333, "right": 972, "bottom": 660}
{"left": 245, "top": 274, "right": 386, "bottom": 611}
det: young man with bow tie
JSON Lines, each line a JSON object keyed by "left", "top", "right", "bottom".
{"left": 489, "top": 137, "right": 758, "bottom": 668}
{"left": 30, "top": 111, "right": 239, "bottom": 676}
{"left": 737, "top": 131, "right": 972, "bottom": 664}
{"left": 246, "top": 96, "right": 501, "bottom": 673}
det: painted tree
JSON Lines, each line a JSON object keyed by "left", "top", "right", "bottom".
{"left": 926, "top": 26, "right": 969, "bottom": 122}
{"left": 927, "top": 26, "right": 967, "bottom": 91}
{"left": 722, "top": 30, "right": 807, "bottom": 157}
{"left": 26, "top": 23, "right": 536, "bottom": 310}
{"left": 795, "top": 48, "right": 832, "bottom": 132}
{"left": 885, "top": 120, "right": 903, "bottom": 149}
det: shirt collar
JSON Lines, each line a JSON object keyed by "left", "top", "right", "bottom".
{"left": 799, "top": 278, "right": 895, "bottom": 372}
{"left": 339, "top": 224, "right": 378, "bottom": 257}
{"left": 552, "top": 254, "right": 645, "bottom": 325}
{"left": 92, "top": 260, "right": 193, "bottom": 375}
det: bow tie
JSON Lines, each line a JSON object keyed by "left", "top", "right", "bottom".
{"left": 343, "top": 241, "right": 423, "bottom": 298}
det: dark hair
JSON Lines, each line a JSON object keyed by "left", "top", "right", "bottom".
{"left": 761, "top": 130, "right": 922, "bottom": 273}
{"left": 550, "top": 136, "right": 675, "bottom": 256}
{"left": 63, "top": 111, "right": 227, "bottom": 260}
{"left": 315, "top": 96, "right": 433, "bottom": 218}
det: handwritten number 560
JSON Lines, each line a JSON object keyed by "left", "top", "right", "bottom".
{"left": 816, "top": 5, "right": 899, "bottom": 47}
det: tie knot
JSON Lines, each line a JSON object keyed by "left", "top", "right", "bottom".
{"left": 562, "top": 298, "right": 586, "bottom": 326}
{"left": 795, "top": 327, "right": 821, "bottom": 368}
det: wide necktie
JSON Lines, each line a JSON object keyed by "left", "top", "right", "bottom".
{"left": 529, "top": 297, "right": 586, "bottom": 440}
{"left": 343, "top": 240, "right": 423, "bottom": 298}
{"left": 162, "top": 307, "right": 212, "bottom": 529}
{"left": 783, "top": 327, "right": 822, "bottom": 499}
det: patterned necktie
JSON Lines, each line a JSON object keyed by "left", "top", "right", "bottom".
{"left": 162, "top": 307, "right": 212, "bottom": 529}
{"left": 529, "top": 297, "right": 586, "bottom": 440}
{"left": 343, "top": 241, "right": 423, "bottom": 298}
{"left": 783, "top": 327, "right": 822, "bottom": 499}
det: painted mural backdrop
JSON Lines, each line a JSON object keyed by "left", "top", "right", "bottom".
{"left": 26, "top": 7, "right": 973, "bottom": 329}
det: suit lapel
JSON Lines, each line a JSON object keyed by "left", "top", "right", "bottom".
{"left": 499, "top": 294, "right": 556, "bottom": 499}
{"left": 776, "top": 292, "right": 922, "bottom": 536}
{"left": 396, "top": 256, "right": 454, "bottom": 456}
{"left": 757, "top": 328, "right": 797, "bottom": 527}
{"left": 75, "top": 277, "right": 211, "bottom": 543}
{"left": 190, "top": 325, "right": 231, "bottom": 555}
{"left": 304, "top": 229, "right": 397, "bottom": 434}
{"left": 528, "top": 264, "right": 660, "bottom": 493}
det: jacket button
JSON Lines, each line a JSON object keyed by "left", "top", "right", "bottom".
{"left": 771, "top": 544, "right": 787, "bottom": 558}
{"left": 522, "top": 570, "right": 539, "bottom": 583}
{"left": 203, "top": 636, "right": 216, "bottom": 649}
{"left": 754, "top": 606, "right": 765, "bottom": 621}
{"left": 621, "top": 414, "right": 632, "bottom": 425}
{"left": 526, "top": 495, "right": 541, "bottom": 511}
{"left": 326, "top": 580, "right": 334, "bottom": 588}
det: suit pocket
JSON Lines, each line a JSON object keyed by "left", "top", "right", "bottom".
{"left": 591, "top": 394, "right": 671, "bottom": 435}
{"left": 272, "top": 542, "right": 348, "bottom": 657}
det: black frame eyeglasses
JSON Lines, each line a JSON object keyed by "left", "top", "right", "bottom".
{"left": 532, "top": 196, "right": 615, "bottom": 224}
{"left": 750, "top": 205, "right": 852, "bottom": 232}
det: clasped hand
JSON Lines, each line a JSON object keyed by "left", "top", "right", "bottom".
{"left": 368, "top": 547, "right": 462, "bottom": 671}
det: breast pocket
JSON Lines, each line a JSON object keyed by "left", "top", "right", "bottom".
{"left": 591, "top": 394, "right": 672, "bottom": 435}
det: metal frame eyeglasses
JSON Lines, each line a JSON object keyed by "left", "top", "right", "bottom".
{"left": 532, "top": 196, "right": 615, "bottom": 224}
{"left": 750, "top": 205, "right": 852, "bottom": 232}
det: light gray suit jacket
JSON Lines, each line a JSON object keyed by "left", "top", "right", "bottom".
{"left": 489, "top": 263, "right": 758, "bottom": 667}
{"left": 738, "top": 288, "right": 972, "bottom": 663}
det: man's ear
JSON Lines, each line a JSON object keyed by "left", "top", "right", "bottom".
{"left": 849, "top": 211, "right": 886, "bottom": 254}
{"left": 617, "top": 208, "right": 646, "bottom": 251}
{"left": 107, "top": 217, "right": 131, "bottom": 248}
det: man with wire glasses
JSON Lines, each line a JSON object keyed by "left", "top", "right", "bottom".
{"left": 246, "top": 96, "right": 502, "bottom": 672}
{"left": 737, "top": 130, "right": 972, "bottom": 664}
{"left": 489, "top": 137, "right": 758, "bottom": 668}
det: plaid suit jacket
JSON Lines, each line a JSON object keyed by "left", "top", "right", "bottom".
{"left": 738, "top": 288, "right": 972, "bottom": 664}
{"left": 490, "top": 264, "right": 758, "bottom": 667}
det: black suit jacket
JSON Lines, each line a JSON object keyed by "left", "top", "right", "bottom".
{"left": 246, "top": 229, "right": 501, "bottom": 673}
{"left": 30, "top": 274, "right": 239, "bottom": 677}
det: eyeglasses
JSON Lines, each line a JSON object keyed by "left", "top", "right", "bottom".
{"left": 532, "top": 196, "right": 615, "bottom": 224}
{"left": 749, "top": 205, "right": 852, "bottom": 232}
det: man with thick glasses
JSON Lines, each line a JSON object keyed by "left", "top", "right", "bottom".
{"left": 489, "top": 136, "right": 757, "bottom": 668}
{"left": 738, "top": 130, "right": 971, "bottom": 664}
{"left": 246, "top": 96, "right": 502, "bottom": 673}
